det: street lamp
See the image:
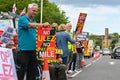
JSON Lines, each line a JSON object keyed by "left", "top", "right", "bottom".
{"left": 40, "top": 0, "right": 43, "bottom": 24}
{"left": 59, "top": 0, "right": 62, "bottom": 13}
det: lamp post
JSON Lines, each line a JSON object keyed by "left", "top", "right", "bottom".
{"left": 40, "top": 0, "right": 43, "bottom": 24}
{"left": 59, "top": 0, "right": 62, "bottom": 13}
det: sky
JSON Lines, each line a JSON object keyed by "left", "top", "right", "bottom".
{"left": 48, "top": 0, "right": 120, "bottom": 35}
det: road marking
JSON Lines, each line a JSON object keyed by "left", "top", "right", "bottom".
{"left": 109, "top": 62, "right": 115, "bottom": 65}
{"left": 70, "top": 70, "right": 82, "bottom": 78}
{"left": 86, "top": 55, "right": 101, "bottom": 68}
{"left": 71, "top": 70, "right": 82, "bottom": 77}
{"left": 68, "top": 55, "right": 102, "bottom": 78}
{"left": 93, "top": 54, "right": 101, "bottom": 63}
{"left": 85, "top": 62, "right": 92, "bottom": 68}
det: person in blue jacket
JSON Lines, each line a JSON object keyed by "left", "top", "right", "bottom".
{"left": 56, "top": 24, "right": 75, "bottom": 65}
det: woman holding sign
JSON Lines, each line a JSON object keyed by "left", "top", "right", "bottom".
{"left": 56, "top": 24, "right": 75, "bottom": 65}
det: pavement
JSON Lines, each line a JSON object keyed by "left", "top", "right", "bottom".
{"left": 23, "top": 52, "right": 101, "bottom": 80}
{"left": 67, "top": 52, "right": 101, "bottom": 78}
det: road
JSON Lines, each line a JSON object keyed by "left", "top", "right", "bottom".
{"left": 68, "top": 55, "right": 120, "bottom": 80}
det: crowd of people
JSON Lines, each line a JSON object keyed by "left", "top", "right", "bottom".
{"left": 0, "top": 3, "right": 86, "bottom": 80}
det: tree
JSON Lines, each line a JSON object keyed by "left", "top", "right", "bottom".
{"left": 0, "top": 0, "right": 68, "bottom": 24}
{"left": 35, "top": 0, "right": 68, "bottom": 24}
{"left": 0, "top": 0, "right": 29, "bottom": 13}
{"left": 111, "top": 32, "right": 119, "bottom": 49}
{"left": 89, "top": 34, "right": 102, "bottom": 49}
{"left": 112, "top": 33, "right": 119, "bottom": 42}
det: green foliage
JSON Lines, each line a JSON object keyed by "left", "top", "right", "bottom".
{"left": 0, "top": 0, "right": 29, "bottom": 13}
{"left": 111, "top": 32, "right": 119, "bottom": 49}
{"left": 35, "top": 0, "right": 68, "bottom": 24}
{"left": 89, "top": 33, "right": 120, "bottom": 49}
{"left": 0, "top": 0, "right": 68, "bottom": 24}
{"left": 111, "top": 40, "right": 115, "bottom": 49}
{"left": 89, "top": 34, "right": 102, "bottom": 48}
{"left": 0, "top": 0, "right": 14, "bottom": 12}
{"left": 112, "top": 33, "right": 119, "bottom": 42}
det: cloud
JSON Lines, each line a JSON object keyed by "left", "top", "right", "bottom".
{"left": 61, "top": 5, "right": 120, "bottom": 23}
{"left": 49, "top": 0, "right": 120, "bottom": 7}
{"left": 49, "top": 0, "right": 120, "bottom": 35}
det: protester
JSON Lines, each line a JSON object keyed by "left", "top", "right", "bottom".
{"left": 12, "top": 29, "right": 18, "bottom": 54}
{"left": 17, "top": 3, "right": 49, "bottom": 80}
{"left": 51, "top": 22, "right": 58, "bottom": 32}
{"left": 11, "top": 29, "right": 18, "bottom": 67}
{"left": 49, "top": 23, "right": 67, "bottom": 80}
{"left": 75, "top": 34, "right": 84, "bottom": 70}
{"left": 5, "top": 39, "right": 14, "bottom": 49}
{"left": 65, "top": 23, "right": 74, "bottom": 64}
{"left": 56, "top": 24, "right": 75, "bottom": 65}
{"left": 65, "top": 23, "right": 77, "bottom": 73}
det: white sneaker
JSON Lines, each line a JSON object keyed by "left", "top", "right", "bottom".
{"left": 74, "top": 70, "right": 78, "bottom": 73}
{"left": 67, "top": 70, "right": 74, "bottom": 74}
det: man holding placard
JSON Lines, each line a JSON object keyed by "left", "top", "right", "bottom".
{"left": 17, "top": 3, "right": 49, "bottom": 80}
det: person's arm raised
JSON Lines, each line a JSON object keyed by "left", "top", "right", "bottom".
{"left": 28, "top": 22, "right": 50, "bottom": 28}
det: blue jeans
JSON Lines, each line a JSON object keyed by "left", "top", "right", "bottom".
{"left": 76, "top": 53, "right": 83, "bottom": 69}
{"left": 62, "top": 56, "right": 68, "bottom": 65}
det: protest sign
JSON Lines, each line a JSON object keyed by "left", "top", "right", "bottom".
{"left": 75, "top": 13, "right": 87, "bottom": 34}
{"left": 0, "top": 27, "right": 14, "bottom": 44}
{"left": 0, "top": 20, "right": 14, "bottom": 44}
{"left": 36, "top": 26, "right": 57, "bottom": 62}
{"left": 0, "top": 47, "right": 17, "bottom": 80}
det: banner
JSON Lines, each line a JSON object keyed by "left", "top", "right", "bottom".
{"left": 0, "top": 20, "right": 14, "bottom": 44}
{"left": 0, "top": 47, "right": 17, "bottom": 80}
{"left": 0, "top": 27, "right": 14, "bottom": 44}
{"left": 75, "top": 13, "right": 87, "bottom": 34}
{"left": 77, "top": 32, "right": 89, "bottom": 41}
{"left": 0, "top": 20, "right": 14, "bottom": 29}
{"left": 36, "top": 26, "right": 57, "bottom": 61}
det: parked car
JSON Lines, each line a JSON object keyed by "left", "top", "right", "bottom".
{"left": 111, "top": 46, "right": 120, "bottom": 59}
{"left": 102, "top": 48, "right": 111, "bottom": 55}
